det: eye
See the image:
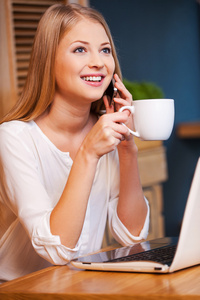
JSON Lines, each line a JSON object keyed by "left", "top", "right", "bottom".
{"left": 74, "top": 47, "right": 86, "bottom": 53}
{"left": 102, "top": 47, "right": 111, "bottom": 54}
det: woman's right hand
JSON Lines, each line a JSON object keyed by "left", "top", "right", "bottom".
{"left": 81, "top": 111, "right": 130, "bottom": 160}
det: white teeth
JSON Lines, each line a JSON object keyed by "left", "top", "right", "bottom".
{"left": 83, "top": 76, "right": 102, "bottom": 82}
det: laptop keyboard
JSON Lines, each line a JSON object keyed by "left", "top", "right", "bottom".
{"left": 106, "top": 244, "right": 177, "bottom": 266}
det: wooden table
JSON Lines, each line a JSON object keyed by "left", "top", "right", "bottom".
{"left": 1, "top": 263, "right": 200, "bottom": 299}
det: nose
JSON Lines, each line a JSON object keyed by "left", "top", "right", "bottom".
{"left": 88, "top": 51, "right": 104, "bottom": 69}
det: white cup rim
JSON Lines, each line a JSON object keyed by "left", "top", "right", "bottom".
{"left": 133, "top": 98, "right": 174, "bottom": 102}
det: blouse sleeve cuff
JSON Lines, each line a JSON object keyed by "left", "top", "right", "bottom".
{"left": 111, "top": 197, "right": 150, "bottom": 246}
{"left": 32, "top": 210, "right": 81, "bottom": 265}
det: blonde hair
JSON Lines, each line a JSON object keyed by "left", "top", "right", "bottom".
{"left": 1, "top": 3, "right": 122, "bottom": 123}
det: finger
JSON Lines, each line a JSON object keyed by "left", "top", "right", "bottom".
{"left": 122, "top": 127, "right": 131, "bottom": 141}
{"left": 113, "top": 74, "right": 132, "bottom": 102}
{"left": 98, "top": 114, "right": 130, "bottom": 140}
{"left": 113, "top": 97, "right": 132, "bottom": 109}
{"left": 108, "top": 129, "right": 128, "bottom": 147}
{"left": 101, "top": 127, "right": 124, "bottom": 150}
{"left": 100, "top": 111, "right": 129, "bottom": 125}
{"left": 116, "top": 84, "right": 132, "bottom": 101}
{"left": 103, "top": 95, "right": 114, "bottom": 114}
{"left": 110, "top": 123, "right": 131, "bottom": 142}
{"left": 112, "top": 121, "right": 131, "bottom": 136}
{"left": 112, "top": 131, "right": 126, "bottom": 143}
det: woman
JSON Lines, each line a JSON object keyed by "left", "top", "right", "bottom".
{"left": 0, "top": 3, "right": 149, "bottom": 281}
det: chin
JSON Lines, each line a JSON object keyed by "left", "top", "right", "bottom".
{"left": 87, "top": 92, "right": 104, "bottom": 102}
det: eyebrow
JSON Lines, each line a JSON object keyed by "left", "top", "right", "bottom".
{"left": 71, "top": 40, "right": 111, "bottom": 46}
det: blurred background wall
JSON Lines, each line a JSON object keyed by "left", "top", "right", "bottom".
{"left": 90, "top": 0, "right": 200, "bottom": 236}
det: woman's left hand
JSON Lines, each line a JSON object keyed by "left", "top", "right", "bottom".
{"left": 103, "top": 74, "right": 135, "bottom": 144}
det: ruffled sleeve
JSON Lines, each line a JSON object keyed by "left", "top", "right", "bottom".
{"left": 107, "top": 149, "right": 150, "bottom": 246}
{"left": 0, "top": 123, "right": 80, "bottom": 265}
{"left": 32, "top": 211, "right": 81, "bottom": 264}
{"left": 108, "top": 197, "right": 150, "bottom": 246}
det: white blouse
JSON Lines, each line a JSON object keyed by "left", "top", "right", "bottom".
{"left": 0, "top": 120, "right": 149, "bottom": 281}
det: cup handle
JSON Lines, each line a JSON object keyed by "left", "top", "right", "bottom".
{"left": 119, "top": 106, "right": 140, "bottom": 137}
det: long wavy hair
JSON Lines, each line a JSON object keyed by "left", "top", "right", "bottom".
{"left": 1, "top": 3, "right": 122, "bottom": 123}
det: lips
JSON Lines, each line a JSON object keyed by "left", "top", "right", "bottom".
{"left": 81, "top": 76, "right": 103, "bottom": 82}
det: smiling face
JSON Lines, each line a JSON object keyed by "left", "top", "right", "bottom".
{"left": 54, "top": 18, "right": 115, "bottom": 107}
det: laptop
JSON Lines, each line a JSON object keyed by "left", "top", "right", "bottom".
{"left": 71, "top": 157, "right": 200, "bottom": 273}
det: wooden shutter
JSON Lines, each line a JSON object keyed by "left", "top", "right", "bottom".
{"left": 12, "top": 0, "right": 66, "bottom": 95}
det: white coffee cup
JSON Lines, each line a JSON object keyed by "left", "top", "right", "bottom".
{"left": 119, "top": 99, "right": 175, "bottom": 141}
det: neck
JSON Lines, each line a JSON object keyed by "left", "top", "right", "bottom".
{"left": 34, "top": 95, "right": 98, "bottom": 155}
{"left": 36, "top": 96, "right": 93, "bottom": 135}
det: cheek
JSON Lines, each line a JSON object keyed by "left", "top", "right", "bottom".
{"left": 55, "top": 57, "right": 74, "bottom": 84}
{"left": 55, "top": 58, "right": 69, "bottom": 89}
{"left": 108, "top": 57, "right": 115, "bottom": 75}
